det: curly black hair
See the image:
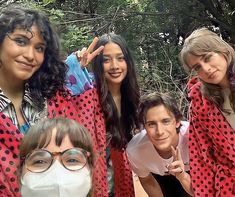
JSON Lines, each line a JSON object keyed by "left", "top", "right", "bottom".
{"left": 0, "top": 6, "right": 68, "bottom": 106}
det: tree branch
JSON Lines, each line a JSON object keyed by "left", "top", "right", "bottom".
{"left": 224, "top": 0, "right": 235, "bottom": 10}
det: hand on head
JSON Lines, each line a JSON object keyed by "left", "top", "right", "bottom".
{"left": 76, "top": 37, "right": 104, "bottom": 67}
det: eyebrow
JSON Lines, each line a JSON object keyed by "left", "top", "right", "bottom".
{"left": 11, "top": 31, "right": 33, "bottom": 38}
{"left": 145, "top": 120, "right": 156, "bottom": 124}
{"left": 145, "top": 117, "right": 172, "bottom": 123}
{"left": 190, "top": 55, "right": 205, "bottom": 70}
{"left": 103, "top": 53, "right": 124, "bottom": 56}
{"left": 11, "top": 33, "right": 46, "bottom": 46}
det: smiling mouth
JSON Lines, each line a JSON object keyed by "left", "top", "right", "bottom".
{"left": 17, "top": 61, "right": 35, "bottom": 68}
{"left": 208, "top": 71, "right": 217, "bottom": 79}
{"left": 18, "top": 60, "right": 34, "bottom": 65}
{"left": 109, "top": 72, "right": 122, "bottom": 77}
{"left": 156, "top": 137, "right": 168, "bottom": 141}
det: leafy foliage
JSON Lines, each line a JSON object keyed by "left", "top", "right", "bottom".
{"left": 1, "top": 0, "right": 234, "bottom": 116}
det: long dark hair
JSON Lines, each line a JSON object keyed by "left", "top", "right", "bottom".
{"left": 0, "top": 6, "right": 67, "bottom": 106}
{"left": 92, "top": 33, "right": 140, "bottom": 149}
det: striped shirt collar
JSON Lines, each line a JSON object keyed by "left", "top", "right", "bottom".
{"left": 0, "top": 84, "right": 41, "bottom": 112}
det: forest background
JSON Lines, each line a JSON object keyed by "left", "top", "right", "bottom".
{"left": 1, "top": 0, "right": 234, "bottom": 116}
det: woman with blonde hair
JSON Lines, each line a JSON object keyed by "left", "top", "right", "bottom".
{"left": 180, "top": 27, "right": 235, "bottom": 196}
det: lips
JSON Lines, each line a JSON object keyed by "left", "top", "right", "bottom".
{"left": 208, "top": 70, "right": 217, "bottom": 79}
{"left": 155, "top": 136, "right": 168, "bottom": 141}
{"left": 16, "top": 60, "right": 35, "bottom": 70}
{"left": 108, "top": 72, "right": 122, "bottom": 78}
{"left": 157, "top": 138, "right": 167, "bottom": 141}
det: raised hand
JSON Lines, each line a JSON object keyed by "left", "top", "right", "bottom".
{"left": 166, "top": 146, "right": 185, "bottom": 178}
{"left": 167, "top": 146, "right": 193, "bottom": 196}
{"left": 76, "top": 37, "right": 104, "bottom": 67}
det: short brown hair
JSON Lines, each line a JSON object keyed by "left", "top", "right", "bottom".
{"left": 20, "top": 118, "right": 94, "bottom": 168}
{"left": 138, "top": 92, "right": 183, "bottom": 124}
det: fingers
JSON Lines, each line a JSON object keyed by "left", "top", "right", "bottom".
{"left": 167, "top": 161, "right": 184, "bottom": 176}
{"left": 76, "top": 47, "right": 87, "bottom": 58}
{"left": 167, "top": 147, "right": 185, "bottom": 176}
{"left": 171, "top": 146, "right": 177, "bottom": 161}
{"left": 167, "top": 166, "right": 183, "bottom": 174}
{"left": 168, "top": 160, "right": 182, "bottom": 171}
{"left": 86, "top": 37, "right": 99, "bottom": 53}
{"left": 171, "top": 146, "right": 183, "bottom": 162}
{"left": 89, "top": 45, "right": 104, "bottom": 60}
{"left": 75, "top": 37, "right": 104, "bottom": 67}
{"left": 80, "top": 52, "right": 88, "bottom": 67}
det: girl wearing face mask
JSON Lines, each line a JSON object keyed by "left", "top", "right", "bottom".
{"left": 19, "top": 118, "right": 94, "bottom": 197}
{"left": 0, "top": 5, "right": 105, "bottom": 197}
{"left": 66, "top": 34, "right": 140, "bottom": 197}
{"left": 180, "top": 28, "right": 235, "bottom": 196}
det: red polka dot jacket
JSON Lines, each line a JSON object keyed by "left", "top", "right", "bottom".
{"left": 0, "top": 89, "right": 134, "bottom": 197}
{"left": 188, "top": 77, "right": 235, "bottom": 197}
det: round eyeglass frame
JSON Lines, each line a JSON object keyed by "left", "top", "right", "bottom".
{"left": 24, "top": 148, "right": 90, "bottom": 173}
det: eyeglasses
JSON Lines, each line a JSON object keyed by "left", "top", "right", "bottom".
{"left": 24, "top": 148, "right": 90, "bottom": 173}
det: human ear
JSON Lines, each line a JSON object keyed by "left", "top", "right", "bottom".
{"left": 175, "top": 121, "right": 181, "bottom": 129}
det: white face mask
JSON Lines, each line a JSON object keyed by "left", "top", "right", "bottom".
{"left": 21, "top": 160, "right": 91, "bottom": 197}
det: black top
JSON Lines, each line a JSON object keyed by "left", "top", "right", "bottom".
{"left": 152, "top": 172, "right": 191, "bottom": 197}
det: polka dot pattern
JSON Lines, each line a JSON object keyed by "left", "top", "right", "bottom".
{"left": 0, "top": 114, "right": 22, "bottom": 197}
{"left": 188, "top": 78, "right": 235, "bottom": 196}
{"left": 110, "top": 147, "right": 134, "bottom": 196}
{"left": 45, "top": 89, "right": 107, "bottom": 196}
{"left": 0, "top": 88, "right": 134, "bottom": 197}
{"left": 70, "top": 88, "right": 134, "bottom": 197}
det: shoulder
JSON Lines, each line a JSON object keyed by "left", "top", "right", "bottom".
{"left": 179, "top": 121, "right": 189, "bottom": 135}
{"left": 187, "top": 77, "right": 202, "bottom": 99}
{"left": 79, "top": 87, "right": 98, "bottom": 96}
{"left": 127, "top": 130, "right": 150, "bottom": 156}
{"left": 187, "top": 77, "right": 213, "bottom": 116}
{"left": 179, "top": 121, "right": 189, "bottom": 145}
{"left": 65, "top": 53, "right": 80, "bottom": 68}
{"left": 70, "top": 87, "right": 99, "bottom": 100}
{"left": 179, "top": 121, "right": 190, "bottom": 164}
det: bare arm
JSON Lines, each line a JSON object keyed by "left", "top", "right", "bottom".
{"left": 139, "top": 174, "right": 164, "bottom": 197}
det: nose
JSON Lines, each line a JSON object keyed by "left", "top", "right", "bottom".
{"left": 201, "top": 61, "right": 212, "bottom": 73}
{"left": 110, "top": 58, "right": 118, "bottom": 69}
{"left": 23, "top": 46, "right": 35, "bottom": 61}
{"left": 154, "top": 124, "right": 164, "bottom": 136}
